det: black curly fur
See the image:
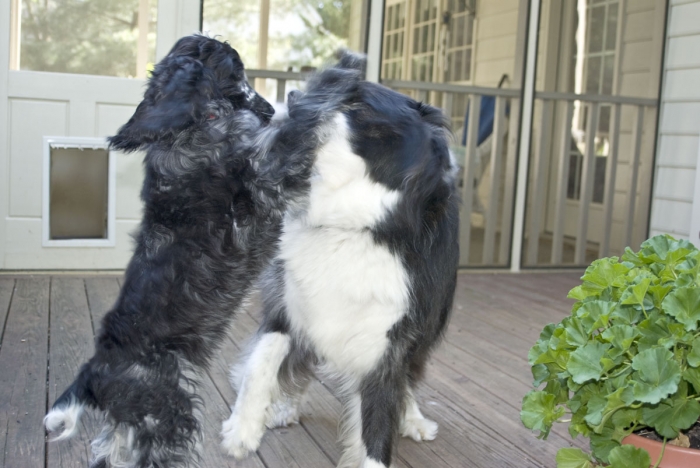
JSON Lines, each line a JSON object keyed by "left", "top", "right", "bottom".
{"left": 46, "top": 35, "right": 362, "bottom": 468}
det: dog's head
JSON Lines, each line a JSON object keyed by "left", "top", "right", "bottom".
{"left": 168, "top": 35, "right": 274, "bottom": 123}
{"left": 109, "top": 36, "right": 273, "bottom": 152}
{"left": 108, "top": 55, "right": 224, "bottom": 152}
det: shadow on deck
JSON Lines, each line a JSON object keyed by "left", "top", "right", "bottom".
{"left": 0, "top": 271, "right": 587, "bottom": 468}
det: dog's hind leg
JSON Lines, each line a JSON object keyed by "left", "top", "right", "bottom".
{"left": 221, "top": 331, "right": 291, "bottom": 459}
{"left": 337, "top": 363, "right": 406, "bottom": 468}
{"left": 399, "top": 387, "right": 438, "bottom": 442}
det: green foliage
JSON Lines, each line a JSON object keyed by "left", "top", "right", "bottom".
{"left": 20, "top": 0, "right": 157, "bottom": 77}
{"left": 203, "top": 0, "right": 354, "bottom": 71}
{"left": 521, "top": 235, "right": 700, "bottom": 467}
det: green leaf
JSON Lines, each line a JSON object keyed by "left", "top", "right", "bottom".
{"left": 572, "top": 258, "right": 630, "bottom": 300}
{"left": 531, "top": 363, "right": 550, "bottom": 387}
{"left": 577, "top": 301, "right": 616, "bottom": 333}
{"left": 631, "top": 347, "right": 681, "bottom": 404}
{"left": 543, "top": 379, "right": 569, "bottom": 405}
{"left": 683, "top": 367, "right": 700, "bottom": 393}
{"left": 584, "top": 393, "right": 606, "bottom": 427}
{"left": 565, "top": 317, "right": 589, "bottom": 347}
{"left": 642, "top": 397, "right": 700, "bottom": 439}
{"left": 567, "top": 342, "right": 610, "bottom": 384}
{"left": 610, "top": 305, "right": 643, "bottom": 326}
{"left": 662, "top": 287, "right": 700, "bottom": 331}
{"left": 555, "top": 448, "right": 594, "bottom": 468}
{"left": 620, "top": 278, "right": 651, "bottom": 307}
{"left": 649, "top": 284, "right": 673, "bottom": 309}
{"left": 639, "top": 235, "right": 693, "bottom": 264}
{"left": 590, "top": 428, "right": 620, "bottom": 463}
{"left": 521, "top": 391, "right": 565, "bottom": 438}
{"left": 529, "top": 340, "right": 549, "bottom": 365}
{"left": 637, "top": 314, "right": 675, "bottom": 351}
{"left": 601, "top": 325, "right": 639, "bottom": 357}
{"left": 607, "top": 444, "right": 651, "bottom": 468}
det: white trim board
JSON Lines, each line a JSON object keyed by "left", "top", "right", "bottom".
{"left": 42, "top": 136, "right": 117, "bottom": 248}
{"left": 690, "top": 135, "right": 700, "bottom": 244}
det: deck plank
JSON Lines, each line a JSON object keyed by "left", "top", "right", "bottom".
{"left": 0, "top": 279, "right": 15, "bottom": 351}
{"left": 0, "top": 277, "right": 50, "bottom": 468}
{"left": 47, "top": 277, "right": 99, "bottom": 467}
{"left": 209, "top": 312, "right": 335, "bottom": 468}
{"left": 84, "top": 277, "right": 121, "bottom": 335}
{"left": 0, "top": 272, "right": 591, "bottom": 468}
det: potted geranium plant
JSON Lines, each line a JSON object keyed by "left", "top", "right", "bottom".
{"left": 521, "top": 235, "right": 700, "bottom": 468}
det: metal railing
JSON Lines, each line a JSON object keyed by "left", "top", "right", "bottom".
{"left": 246, "top": 69, "right": 309, "bottom": 103}
{"left": 532, "top": 92, "right": 658, "bottom": 266}
{"left": 384, "top": 80, "right": 522, "bottom": 267}
{"left": 244, "top": 71, "right": 659, "bottom": 268}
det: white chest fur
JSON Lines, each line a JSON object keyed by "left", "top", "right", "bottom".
{"left": 279, "top": 114, "right": 409, "bottom": 378}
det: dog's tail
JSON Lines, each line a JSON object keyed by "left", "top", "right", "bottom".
{"left": 44, "top": 366, "right": 95, "bottom": 441}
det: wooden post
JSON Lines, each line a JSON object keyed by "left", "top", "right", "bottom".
{"left": 256, "top": 0, "right": 270, "bottom": 91}
{"left": 551, "top": 100, "right": 574, "bottom": 264}
{"left": 136, "top": 0, "right": 150, "bottom": 79}
{"left": 9, "top": 0, "right": 21, "bottom": 70}
{"left": 599, "top": 103, "right": 621, "bottom": 257}
{"left": 575, "top": 102, "right": 600, "bottom": 264}
{"left": 459, "top": 94, "right": 481, "bottom": 266}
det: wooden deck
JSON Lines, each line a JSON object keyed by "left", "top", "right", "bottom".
{"left": 0, "top": 272, "right": 589, "bottom": 468}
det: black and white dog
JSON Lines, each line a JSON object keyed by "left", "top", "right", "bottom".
{"left": 44, "top": 35, "right": 361, "bottom": 468}
{"left": 222, "top": 56, "right": 460, "bottom": 467}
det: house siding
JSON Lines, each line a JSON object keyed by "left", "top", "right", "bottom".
{"left": 651, "top": 0, "right": 700, "bottom": 241}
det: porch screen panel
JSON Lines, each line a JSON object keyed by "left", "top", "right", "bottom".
{"left": 522, "top": 0, "right": 665, "bottom": 267}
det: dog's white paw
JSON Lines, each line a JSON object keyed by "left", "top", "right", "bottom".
{"left": 265, "top": 399, "right": 300, "bottom": 429}
{"left": 400, "top": 416, "right": 438, "bottom": 442}
{"left": 221, "top": 413, "right": 264, "bottom": 459}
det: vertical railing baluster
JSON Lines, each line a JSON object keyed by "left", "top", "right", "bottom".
{"left": 624, "top": 105, "right": 645, "bottom": 249}
{"left": 575, "top": 102, "right": 600, "bottom": 264}
{"left": 276, "top": 78, "right": 286, "bottom": 103}
{"left": 442, "top": 92, "right": 454, "bottom": 128}
{"left": 599, "top": 103, "right": 622, "bottom": 258}
{"left": 526, "top": 99, "right": 553, "bottom": 265}
{"left": 499, "top": 98, "right": 521, "bottom": 264}
{"left": 633, "top": 107, "right": 655, "bottom": 249}
{"left": 551, "top": 100, "right": 575, "bottom": 264}
{"left": 482, "top": 96, "right": 507, "bottom": 265}
{"left": 459, "top": 94, "right": 481, "bottom": 266}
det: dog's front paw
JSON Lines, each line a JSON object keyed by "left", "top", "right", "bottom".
{"left": 400, "top": 416, "right": 438, "bottom": 442}
{"left": 221, "top": 412, "right": 265, "bottom": 459}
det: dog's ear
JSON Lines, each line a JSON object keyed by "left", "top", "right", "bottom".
{"left": 109, "top": 56, "right": 221, "bottom": 152}
{"left": 334, "top": 49, "right": 367, "bottom": 77}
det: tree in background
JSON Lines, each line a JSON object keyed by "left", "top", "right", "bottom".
{"left": 19, "top": 0, "right": 157, "bottom": 77}
{"left": 203, "top": 0, "right": 353, "bottom": 71}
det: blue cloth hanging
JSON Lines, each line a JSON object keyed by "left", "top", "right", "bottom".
{"left": 461, "top": 96, "right": 511, "bottom": 146}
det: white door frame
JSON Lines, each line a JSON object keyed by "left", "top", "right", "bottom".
{"left": 690, "top": 135, "right": 700, "bottom": 245}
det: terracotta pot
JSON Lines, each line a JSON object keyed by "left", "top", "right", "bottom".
{"left": 621, "top": 433, "right": 700, "bottom": 468}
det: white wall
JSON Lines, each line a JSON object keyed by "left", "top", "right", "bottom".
{"left": 650, "top": 0, "right": 700, "bottom": 242}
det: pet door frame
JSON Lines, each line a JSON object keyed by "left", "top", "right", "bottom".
{"left": 42, "top": 136, "right": 116, "bottom": 248}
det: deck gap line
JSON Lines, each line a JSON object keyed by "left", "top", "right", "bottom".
{"left": 298, "top": 419, "right": 341, "bottom": 466}
{"left": 429, "top": 352, "right": 575, "bottom": 446}
{"left": 44, "top": 277, "right": 53, "bottom": 468}
{"left": 422, "top": 380, "right": 550, "bottom": 465}
{"left": 444, "top": 329, "right": 529, "bottom": 365}
{"left": 0, "top": 279, "right": 16, "bottom": 353}
{"left": 83, "top": 279, "right": 96, "bottom": 338}
{"left": 432, "top": 351, "right": 526, "bottom": 414}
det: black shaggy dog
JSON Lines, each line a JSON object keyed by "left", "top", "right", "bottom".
{"left": 222, "top": 54, "right": 460, "bottom": 467}
{"left": 44, "top": 35, "right": 361, "bottom": 468}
